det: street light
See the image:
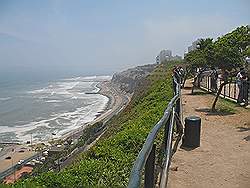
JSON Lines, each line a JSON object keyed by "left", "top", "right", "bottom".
{"left": 31, "top": 133, "right": 33, "bottom": 148}
{"left": 11, "top": 147, "right": 16, "bottom": 181}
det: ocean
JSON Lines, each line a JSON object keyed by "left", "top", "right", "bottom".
{"left": 0, "top": 75, "right": 110, "bottom": 144}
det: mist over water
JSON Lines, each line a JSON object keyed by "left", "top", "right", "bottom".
{"left": 0, "top": 75, "right": 110, "bottom": 144}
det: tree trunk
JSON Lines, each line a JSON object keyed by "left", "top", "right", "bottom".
{"left": 191, "top": 77, "right": 197, "bottom": 94}
{"left": 212, "top": 82, "right": 227, "bottom": 111}
{"left": 197, "top": 75, "right": 201, "bottom": 87}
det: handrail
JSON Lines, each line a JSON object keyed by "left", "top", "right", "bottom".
{"left": 127, "top": 75, "right": 182, "bottom": 188}
{"left": 159, "top": 107, "right": 175, "bottom": 188}
{"left": 199, "top": 75, "right": 249, "bottom": 105}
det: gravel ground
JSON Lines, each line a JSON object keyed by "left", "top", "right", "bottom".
{"left": 168, "top": 80, "right": 250, "bottom": 188}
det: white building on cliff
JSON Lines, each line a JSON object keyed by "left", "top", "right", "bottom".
{"left": 187, "top": 39, "right": 202, "bottom": 53}
{"left": 156, "top": 49, "right": 182, "bottom": 64}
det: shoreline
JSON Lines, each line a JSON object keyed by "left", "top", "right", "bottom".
{"left": 58, "top": 80, "right": 116, "bottom": 142}
{"left": 96, "top": 81, "right": 115, "bottom": 110}
{"left": 0, "top": 80, "right": 113, "bottom": 146}
{"left": 0, "top": 79, "right": 128, "bottom": 175}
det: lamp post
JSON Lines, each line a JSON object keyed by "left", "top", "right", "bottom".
{"left": 12, "top": 147, "right": 16, "bottom": 181}
{"left": 31, "top": 133, "right": 33, "bottom": 148}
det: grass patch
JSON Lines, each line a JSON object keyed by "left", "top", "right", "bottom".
{"left": 217, "top": 98, "right": 237, "bottom": 114}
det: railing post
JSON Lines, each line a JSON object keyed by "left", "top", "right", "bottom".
{"left": 247, "top": 81, "right": 249, "bottom": 106}
{"left": 159, "top": 108, "right": 175, "bottom": 188}
{"left": 173, "top": 78, "right": 177, "bottom": 95}
{"left": 208, "top": 76, "right": 210, "bottom": 92}
{"left": 164, "top": 117, "right": 171, "bottom": 150}
{"left": 234, "top": 82, "right": 236, "bottom": 99}
{"left": 175, "top": 98, "right": 181, "bottom": 118}
{"left": 229, "top": 82, "right": 231, "bottom": 98}
{"left": 224, "top": 84, "right": 227, "bottom": 98}
{"left": 144, "top": 144, "right": 156, "bottom": 188}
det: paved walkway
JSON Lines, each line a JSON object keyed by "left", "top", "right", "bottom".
{"left": 168, "top": 81, "right": 250, "bottom": 188}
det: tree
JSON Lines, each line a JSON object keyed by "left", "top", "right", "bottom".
{"left": 184, "top": 38, "right": 215, "bottom": 91}
{"left": 211, "top": 26, "right": 249, "bottom": 111}
{"left": 185, "top": 25, "right": 250, "bottom": 111}
{"left": 197, "top": 38, "right": 213, "bottom": 50}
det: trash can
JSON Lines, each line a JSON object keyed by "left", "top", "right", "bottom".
{"left": 182, "top": 116, "right": 201, "bottom": 148}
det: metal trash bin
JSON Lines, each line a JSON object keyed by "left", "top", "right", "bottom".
{"left": 182, "top": 116, "right": 201, "bottom": 148}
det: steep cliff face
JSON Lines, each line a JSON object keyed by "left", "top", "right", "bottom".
{"left": 111, "top": 64, "right": 156, "bottom": 93}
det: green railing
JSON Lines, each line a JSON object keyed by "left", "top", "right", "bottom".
{"left": 128, "top": 76, "right": 183, "bottom": 188}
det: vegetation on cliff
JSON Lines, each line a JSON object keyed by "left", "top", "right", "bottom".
{"left": 5, "top": 62, "right": 178, "bottom": 188}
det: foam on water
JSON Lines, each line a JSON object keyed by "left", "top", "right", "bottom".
{"left": 45, "top": 100, "right": 63, "bottom": 103}
{"left": 0, "top": 97, "right": 12, "bottom": 101}
{"left": 0, "top": 76, "right": 110, "bottom": 143}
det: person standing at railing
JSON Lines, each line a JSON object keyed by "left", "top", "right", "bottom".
{"left": 242, "top": 72, "right": 248, "bottom": 106}
{"left": 236, "top": 68, "right": 243, "bottom": 104}
{"left": 172, "top": 66, "right": 180, "bottom": 83}
{"left": 210, "top": 67, "right": 218, "bottom": 92}
{"left": 236, "top": 68, "right": 247, "bottom": 105}
{"left": 178, "top": 66, "right": 185, "bottom": 85}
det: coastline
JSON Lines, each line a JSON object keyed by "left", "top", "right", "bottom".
{"left": 0, "top": 79, "right": 128, "bottom": 175}
{"left": 96, "top": 81, "right": 115, "bottom": 110}
{"left": 58, "top": 80, "right": 116, "bottom": 141}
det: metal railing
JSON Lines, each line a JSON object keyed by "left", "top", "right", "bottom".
{"left": 199, "top": 75, "right": 249, "bottom": 103}
{"left": 127, "top": 76, "right": 183, "bottom": 188}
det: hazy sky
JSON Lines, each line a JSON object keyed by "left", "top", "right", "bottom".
{"left": 0, "top": 0, "right": 249, "bottom": 78}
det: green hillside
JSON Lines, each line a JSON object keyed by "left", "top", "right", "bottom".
{"left": 4, "top": 62, "right": 178, "bottom": 188}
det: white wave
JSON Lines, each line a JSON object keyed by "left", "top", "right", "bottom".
{"left": 5, "top": 93, "right": 108, "bottom": 143}
{"left": 93, "top": 82, "right": 100, "bottom": 93}
{"left": 45, "top": 100, "right": 62, "bottom": 103}
{"left": 27, "top": 76, "right": 110, "bottom": 99}
{"left": 28, "top": 88, "right": 47, "bottom": 94}
{"left": 28, "top": 81, "right": 80, "bottom": 96}
{"left": 61, "top": 75, "right": 111, "bottom": 82}
{"left": 1, "top": 76, "right": 110, "bottom": 144}
{"left": 81, "top": 75, "right": 112, "bottom": 81}
{"left": 61, "top": 77, "right": 81, "bottom": 81}
{"left": 0, "top": 97, "right": 12, "bottom": 101}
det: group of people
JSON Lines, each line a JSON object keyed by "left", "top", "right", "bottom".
{"left": 173, "top": 65, "right": 249, "bottom": 106}
{"left": 209, "top": 67, "right": 248, "bottom": 106}
{"left": 236, "top": 68, "right": 249, "bottom": 106}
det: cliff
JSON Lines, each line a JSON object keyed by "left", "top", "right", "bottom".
{"left": 111, "top": 64, "right": 156, "bottom": 93}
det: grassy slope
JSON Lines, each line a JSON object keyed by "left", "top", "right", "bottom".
{"left": 6, "top": 63, "right": 176, "bottom": 188}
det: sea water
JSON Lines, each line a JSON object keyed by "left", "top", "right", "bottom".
{"left": 0, "top": 76, "right": 110, "bottom": 143}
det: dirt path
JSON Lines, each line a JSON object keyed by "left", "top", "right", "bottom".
{"left": 168, "top": 80, "right": 250, "bottom": 188}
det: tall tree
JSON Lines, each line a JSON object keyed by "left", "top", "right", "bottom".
{"left": 211, "top": 25, "right": 249, "bottom": 111}
{"left": 185, "top": 25, "right": 250, "bottom": 111}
